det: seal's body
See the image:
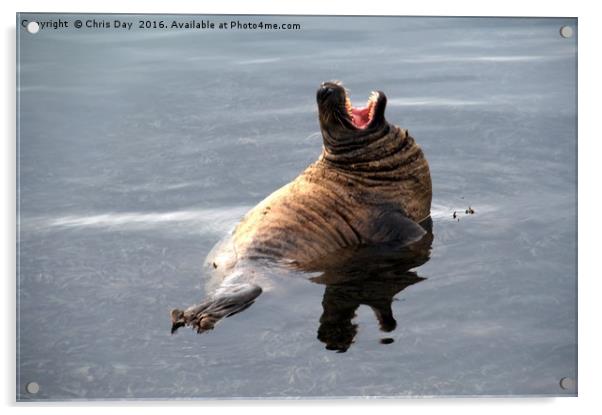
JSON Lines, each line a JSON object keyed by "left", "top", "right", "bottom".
{"left": 171, "top": 81, "right": 432, "bottom": 334}
{"left": 226, "top": 126, "right": 431, "bottom": 267}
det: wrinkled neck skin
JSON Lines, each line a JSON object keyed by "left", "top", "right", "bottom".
{"left": 318, "top": 121, "right": 410, "bottom": 178}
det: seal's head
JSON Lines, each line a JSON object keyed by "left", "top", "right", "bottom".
{"left": 316, "top": 80, "right": 388, "bottom": 139}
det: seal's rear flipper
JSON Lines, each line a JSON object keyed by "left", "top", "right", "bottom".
{"left": 171, "top": 283, "right": 262, "bottom": 334}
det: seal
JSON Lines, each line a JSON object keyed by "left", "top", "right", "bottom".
{"left": 171, "top": 81, "right": 432, "bottom": 334}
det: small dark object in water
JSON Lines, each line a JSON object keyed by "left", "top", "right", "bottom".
{"left": 452, "top": 211, "right": 457, "bottom": 219}
{"left": 212, "top": 262, "right": 218, "bottom": 269}
{"left": 380, "top": 338, "right": 395, "bottom": 345}
{"left": 465, "top": 206, "right": 475, "bottom": 215}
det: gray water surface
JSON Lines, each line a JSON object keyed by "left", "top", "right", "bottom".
{"left": 17, "top": 15, "right": 577, "bottom": 399}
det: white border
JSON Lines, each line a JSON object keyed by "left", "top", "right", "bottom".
{"left": 3, "top": 1, "right": 600, "bottom": 413}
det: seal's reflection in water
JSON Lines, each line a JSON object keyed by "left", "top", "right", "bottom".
{"left": 301, "top": 219, "right": 433, "bottom": 352}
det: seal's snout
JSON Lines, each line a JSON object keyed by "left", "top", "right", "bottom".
{"left": 317, "top": 81, "right": 345, "bottom": 104}
{"left": 317, "top": 85, "right": 335, "bottom": 103}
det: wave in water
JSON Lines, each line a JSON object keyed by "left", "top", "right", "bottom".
{"left": 21, "top": 206, "right": 251, "bottom": 235}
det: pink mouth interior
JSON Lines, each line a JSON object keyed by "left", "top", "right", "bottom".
{"left": 347, "top": 94, "right": 377, "bottom": 129}
{"left": 350, "top": 106, "right": 372, "bottom": 129}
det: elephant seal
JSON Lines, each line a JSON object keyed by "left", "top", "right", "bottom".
{"left": 171, "top": 81, "right": 432, "bottom": 334}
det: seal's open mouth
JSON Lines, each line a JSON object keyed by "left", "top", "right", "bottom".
{"left": 345, "top": 91, "right": 379, "bottom": 130}
{"left": 316, "top": 81, "right": 386, "bottom": 132}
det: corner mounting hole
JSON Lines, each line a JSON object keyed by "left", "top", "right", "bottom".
{"left": 559, "top": 25, "right": 573, "bottom": 38}
{"left": 26, "top": 382, "right": 40, "bottom": 394}
{"left": 559, "top": 377, "right": 575, "bottom": 390}
{"left": 27, "top": 21, "right": 40, "bottom": 34}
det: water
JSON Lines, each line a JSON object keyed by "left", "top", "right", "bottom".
{"left": 16, "top": 15, "right": 577, "bottom": 399}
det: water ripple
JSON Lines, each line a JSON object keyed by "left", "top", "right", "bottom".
{"left": 21, "top": 206, "right": 250, "bottom": 234}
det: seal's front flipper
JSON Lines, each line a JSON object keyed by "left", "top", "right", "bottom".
{"left": 366, "top": 210, "right": 427, "bottom": 246}
{"left": 171, "top": 283, "right": 262, "bottom": 334}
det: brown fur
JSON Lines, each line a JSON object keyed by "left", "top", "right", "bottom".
{"left": 230, "top": 125, "right": 431, "bottom": 266}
